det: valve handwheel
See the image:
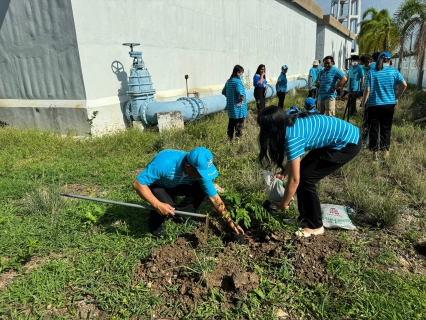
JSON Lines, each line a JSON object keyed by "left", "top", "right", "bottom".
{"left": 122, "top": 43, "right": 140, "bottom": 52}
{"left": 111, "top": 61, "right": 124, "bottom": 74}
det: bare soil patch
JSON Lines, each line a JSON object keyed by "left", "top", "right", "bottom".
{"left": 132, "top": 227, "right": 350, "bottom": 316}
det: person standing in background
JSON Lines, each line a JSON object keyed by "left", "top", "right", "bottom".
{"left": 222, "top": 65, "right": 247, "bottom": 141}
{"left": 362, "top": 52, "right": 407, "bottom": 161}
{"left": 253, "top": 64, "right": 267, "bottom": 112}
{"left": 308, "top": 60, "right": 320, "bottom": 98}
{"left": 359, "top": 54, "right": 374, "bottom": 148}
{"left": 315, "top": 56, "right": 348, "bottom": 116}
{"left": 276, "top": 65, "right": 288, "bottom": 108}
{"left": 346, "top": 55, "right": 364, "bottom": 115}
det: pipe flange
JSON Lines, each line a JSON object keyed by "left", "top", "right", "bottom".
{"left": 192, "top": 97, "right": 205, "bottom": 120}
{"left": 140, "top": 98, "right": 155, "bottom": 125}
{"left": 177, "top": 97, "right": 205, "bottom": 122}
{"left": 124, "top": 100, "right": 133, "bottom": 121}
{"left": 265, "top": 83, "right": 275, "bottom": 98}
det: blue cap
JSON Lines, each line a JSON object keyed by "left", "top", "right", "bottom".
{"left": 378, "top": 52, "right": 392, "bottom": 59}
{"left": 304, "top": 97, "right": 319, "bottom": 113}
{"left": 281, "top": 65, "right": 288, "bottom": 70}
{"left": 187, "top": 147, "right": 218, "bottom": 180}
{"left": 286, "top": 106, "right": 301, "bottom": 115}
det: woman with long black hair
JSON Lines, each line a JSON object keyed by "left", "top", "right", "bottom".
{"left": 222, "top": 65, "right": 247, "bottom": 140}
{"left": 258, "top": 106, "right": 361, "bottom": 237}
{"left": 362, "top": 52, "right": 407, "bottom": 160}
{"left": 253, "top": 64, "right": 267, "bottom": 112}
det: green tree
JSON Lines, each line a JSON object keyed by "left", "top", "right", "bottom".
{"left": 357, "top": 8, "right": 399, "bottom": 55}
{"left": 394, "top": 0, "right": 426, "bottom": 91}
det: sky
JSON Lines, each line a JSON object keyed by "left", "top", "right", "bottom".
{"left": 314, "top": 0, "right": 403, "bottom": 17}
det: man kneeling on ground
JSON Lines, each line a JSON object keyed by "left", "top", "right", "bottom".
{"left": 133, "top": 147, "right": 244, "bottom": 236}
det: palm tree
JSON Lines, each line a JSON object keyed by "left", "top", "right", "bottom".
{"left": 357, "top": 8, "right": 399, "bottom": 55}
{"left": 395, "top": 0, "right": 426, "bottom": 91}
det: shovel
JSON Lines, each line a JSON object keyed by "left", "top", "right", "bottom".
{"left": 60, "top": 193, "right": 210, "bottom": 238}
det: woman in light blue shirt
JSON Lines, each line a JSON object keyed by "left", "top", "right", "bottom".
{"left": 258, "top": 106, "right": 361, "bottom": 237}
{"left": 253, "top": 64, "right": 267, "bottom": 112}
{"left": 222, "top": 65, "right": 247, "bottom": 140}
{"left": 362, "top": 52, "right": 407, "bottom": 160}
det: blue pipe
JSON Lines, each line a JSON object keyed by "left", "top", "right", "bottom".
{"left": 123, "top": 45, "right": 307, "bottom": 126}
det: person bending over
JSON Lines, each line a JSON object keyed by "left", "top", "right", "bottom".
{"left": 133, "top": 147, "right": 244, "bottom": 236}
{"left": 257, "top": 107, "right": 361, "bottom": 237}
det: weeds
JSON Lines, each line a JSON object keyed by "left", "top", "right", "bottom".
{"left": 0, "top": 88, "right": 425, "bottom": 319}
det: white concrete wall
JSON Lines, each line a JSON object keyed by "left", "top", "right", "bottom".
{"left": 71, "top": 0, "right": 318, "bottom": 103}
{"left": 392, "top": 56, "right": 426, "bottom": 88}
{"left": 316, "top": 25, "right": 352, "bottom": 70}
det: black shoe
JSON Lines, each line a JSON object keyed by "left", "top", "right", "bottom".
{"left": 151, "top": 225, "right": 166, "bottom": 237}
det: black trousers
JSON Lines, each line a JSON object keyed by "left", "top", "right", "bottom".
{"left": 348, "top": 93, "right": 357, "bottom": 115}
{"left": 308, "top": 89, "right": 316, "bottom": 98}
{"left": 227, "top": 117, "right": 245, "bottom": 140}
{"left": 361, "top": 107, "right": 369, "bottom": 147}
{"left": 277, "top": 91, "right": 286, "bottom": 108}
{"left": 368, "top": 104, "right": 395, "bottom": 152}
{"left": 296, "top": 137, "right": 362, "bottom": 229}
{"left": 254, "top": 87, "right": 266, "bottom": 111}
{"left": 148, "top": 182, "right": 206, "bottom": 232}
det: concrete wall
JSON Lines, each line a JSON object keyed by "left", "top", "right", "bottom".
{"left": 316, "top": 15, "right": 354, "bottom": 70}
{"left": 0, "top": 0, "right": 90, "bottom": 134}
{"left": 0, "top": 0, "right": 356, "bottom": 135}
{"left": 392, "top": 56, "right": 426, "bottom": 88}
{"left": 71, "top": 0, "right": 319, "bottom": 101}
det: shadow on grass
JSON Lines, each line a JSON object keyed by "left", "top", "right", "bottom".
{"left": 98, "top": 205, "right": 152, "bottom": 238}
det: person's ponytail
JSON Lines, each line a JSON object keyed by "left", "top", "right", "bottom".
{"left": 376, "top": 57, "right": 384, "bottom": 71}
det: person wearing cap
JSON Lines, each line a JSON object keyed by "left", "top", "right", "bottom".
{"left": 257, "top": 106, "right": 361, "bottom": 237}
{"left": 315, "top": 56, "right": 348, "bottom": 117}
{"left": 346, "top": 55, "right": 364, "bottom": 115}
{"left": 253, "top": 64, "right": 267, "bottom": 112}
{"left": 133, "top": 147, "right": 244, "bottom": 236}
{"left": 222, "top": 65, "right": 247, "bottom": 140}
{"left": 276, "top": 65, "right": 288, "bottom": 108}
{"left": 308, "top": 60, "right": 320, "bottom": 98}
{"left": 362, "top": 52, "right": 407, "bottom": 160}
{"left": 359, "top": 54, "right": 374, "bottom": 148}
{"left": 304, "top": 97, "right": 320, "bottom": 114}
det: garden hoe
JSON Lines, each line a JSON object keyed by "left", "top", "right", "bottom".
{"left": 60, "top": 193, "right": 210, "bottom": 239}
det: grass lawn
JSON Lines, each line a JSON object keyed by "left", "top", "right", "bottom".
{"left": 0, "top": 89, "right": 425, "bottom": 319}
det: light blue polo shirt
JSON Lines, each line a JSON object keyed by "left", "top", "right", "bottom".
{"left": 347, "top": 64, "right": 364, "bottom": 92}
{"left": 253, "top": 74, "right": 267, "bottom": 88}
{"left": 285, "top": 115, "right": 360, "bottom": 161}
{"left": 308, "top": 67, "right": 320, "bottom": 89}
{"left": 137, "top": 150, "right": 217, "bottom": 197}
{"left": 317, "top": 66, "right": 345, "bottom": 101}
{"left": 221, "top": 77, "right": 247, "bottom": 119}
{"left": 277, "top": 73, "right": 287, "bottom": 92}
{"left": 364, "top": 66, "right": 405, "bottom": 106}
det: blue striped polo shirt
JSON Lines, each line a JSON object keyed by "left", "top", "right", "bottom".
{"left": 317, "top": 66, "right": 345, "bottom": 101}
{"left": 136, "top": 150, "right": 217, "bottom": 197}
{"left": 253, "top": 74, "right": 267, "bottom": 88}
{"left": 285, "top": 115, "right": 360, "bottom": 161}
{"left": 347, "top": 64, "right": 364, "bottom": 91}
{"left": 309, "top": 67, "right": 320, "bottom": 89}
{"left": 222, "top": 77, "right": 247, "bottom": 119}
{"left": 364, "top": 66, "right": 405, "bottom": 106}
{"left": 277, "top": 73, "right": 287, "bottom": 92}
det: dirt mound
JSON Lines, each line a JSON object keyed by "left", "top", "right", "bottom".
{"left": 132, "top": 229, "right": 348, "bottom": 316}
